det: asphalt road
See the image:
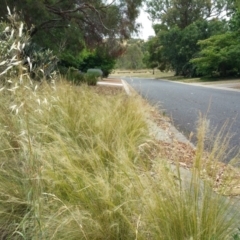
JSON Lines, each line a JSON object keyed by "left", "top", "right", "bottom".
{"left": 123, "top": 77, "right": 240, "bottom": 162}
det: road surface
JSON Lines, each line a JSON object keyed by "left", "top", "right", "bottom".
{"left": 123, "top": 77, "right": 240, "bottom": 162}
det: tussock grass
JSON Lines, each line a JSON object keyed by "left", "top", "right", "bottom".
{"left": 0, "top": 79, "right": 238, "bottom": 239}
{"left": 192, "top": 116, "right": 240, "bottom": 196}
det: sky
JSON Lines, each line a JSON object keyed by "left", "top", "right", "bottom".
{"left": 136, "top": 9, "right": 155, "bottom": 40}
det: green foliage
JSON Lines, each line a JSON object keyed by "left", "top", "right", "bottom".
{"left": 0, "top": 0, "right": 143, "bottom": 58}
{"left": 87, "top": 68, "right": 103, "bottom": 78}
{"left": 0, "top": 1, "right": 144, "bottom": 81}
{"left": 190, "top": 10, "right": 240, "bottom": 77}
{"left": 24, "top": 43, "right": 58, "bottom": 80}
{"left": 143, "top": 36, "right": 169, "bottom": 72}
{"left": 145, "top": 19, "right": 227, "bottom": 76}
{"left": 233, "top": 229, "right": 240, "bottom": 240}
{"left": 78, "top": 47, "right": 116, "bottom": 77}
{"left": 59, "top": 45, "right": 116, "bottom": 78}
{"left": 116, "top": 41, "right": 145, "bottom": 69}
{"left": 191, "top": 32, "right": 240, "bottom": 77}
{"left": 229, "top": 10, "right": 240, "bottom": 31}
{"left": 144, "top": 0, "right": 237, "bottom": 78}
{"left": 66, "top": 67, "right": 85, "bottom": 85}
{"left": 84, "top": 72, "right": 98, "bottom": 86}
{"left": 60, "top": 52, "right": 81, "bottom": 69}
{"left": 145, "top": 0, "right": 227, "bottom": 29}
{"left": 65, "top": 67, "right": 99, "bottom": 85}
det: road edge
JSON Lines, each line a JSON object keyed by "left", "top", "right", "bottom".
{"left": 121, "top": 79, "right": 195, "bottom": 148}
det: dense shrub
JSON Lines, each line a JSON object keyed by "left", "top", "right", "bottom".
{"left": 87, "top": 68, "right": 103, "bottom": 78}
{"left": 65, "top": 67, "right": 99, "bottom": 86}
{"left": 59, "top": 47, "right": 116, "bottom": 78}
{"left": 84, "top": 72, "right": 98, "bottom": 86}
{"left": 66, "top": 67, "right": 85, "bottom": 85}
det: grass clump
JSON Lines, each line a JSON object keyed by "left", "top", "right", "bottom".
{"left": 0, "top": 77, "right": 239, "bottom": 239}
{"left": 0, "top": 80, "right": 149, "bottom": 239}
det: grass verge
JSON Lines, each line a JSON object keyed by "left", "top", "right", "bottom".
{"left": 0, "top": 78, "right": 239, "bottom": 239}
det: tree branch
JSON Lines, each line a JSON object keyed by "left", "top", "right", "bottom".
{"left": 30, "top": 18, "right": 63, "bottom": 36}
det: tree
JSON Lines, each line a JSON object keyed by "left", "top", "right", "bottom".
{"left": 144, "top": 0, "right": 229, "bottom": 76}
{"left": 145, "top": 0, "right": 227, "bottom": 29}
{"left": 0, "top": 0, "right": 144, "bottom": 77}
{"left": 116, "top": 40, "right": 145, "bottom": 69}
{"left": 145, "top": 19, "right": 227, "bottom": 76}
{"left": 0, "top": 1, "right": 143, "bottom": 59}
{"left": 143, "top": 36, "right": 170, "bottom": 74}
{"left": 191, "top": 33, "right": 240, "bottom": 77}
{"left": 191, "top": 10, "right": 240, "bottom": 77}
